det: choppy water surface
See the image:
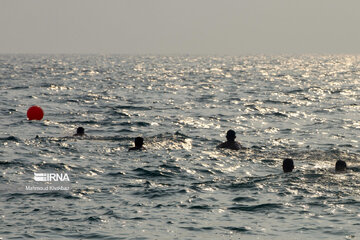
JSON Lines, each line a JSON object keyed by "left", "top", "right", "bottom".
{"left": 0, "top": 55, "right": 359, "bottom": 239}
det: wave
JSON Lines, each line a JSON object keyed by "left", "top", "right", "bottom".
{"left": 228, "top": 203, "right": 283, "bottom": 212}
{"left": 0, "top": 136, "right": 21, "bottom": 142}
{"left": 133, "top": 168, "right": 173, "bottom": 178}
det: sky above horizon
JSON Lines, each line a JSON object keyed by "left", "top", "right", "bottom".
{"left": 1, "top": 0, "right": 360, "bottom": 55}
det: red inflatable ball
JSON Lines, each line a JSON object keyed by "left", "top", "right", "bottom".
{"left": 27, "top": 105, "right": 44, "bottom": 120}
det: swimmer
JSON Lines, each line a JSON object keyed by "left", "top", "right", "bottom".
{"left": 129, "top": 137, "right": 145, "bottom": 151}
{"left": 335, "top": 160, "right": 347, "bottom": 172}
{"left": 282, "top": 158, "right": 294, "bottom": 173}
{"left": 74, "top": 127, "right": 86, "bottom": 137}
{"left": 217, "top": 130, "right": 244, "bottom": 150}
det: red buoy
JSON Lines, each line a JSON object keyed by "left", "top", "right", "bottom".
{"left": 27, "top": 106, "right": 44, "bottom": 120}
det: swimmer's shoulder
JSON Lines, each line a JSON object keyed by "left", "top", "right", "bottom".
{"left": 73, "top": 133, "right": 87, "bottom": 137}
{"left": 128, "top": 146, "right": 146, "bottom": 151}
{"left": 217, "top": 141, "right": 246, "bottom": 150}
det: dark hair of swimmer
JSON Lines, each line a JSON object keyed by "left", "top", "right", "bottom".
{"left": 335, "top": 160, "right": 347, "bottom": 172}
{"left": 226, "top": 130, "right": 236, "bottom": 141}
{"left": 129, "top": 137, "right": 145, "bottom": 151}
{"left": 283, "top": 158, "right": 294, "bottom": 173}
{"left": 135, "top": 137, "right": 144, "bottom": 147}
{"left": 74, "top": 127, "right": 85, "bottom": 136}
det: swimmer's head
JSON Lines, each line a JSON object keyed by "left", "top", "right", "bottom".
{"left": 226, "top": 130, "right": 236, "bottom": 141}
{"left": 283, "top": 158, "right": 294, "bottom": 173}
{"left": 335, "top": 160, "right": 347, "bottom": 172}
{"left": 76, "top": 127, "right": 85, "bottom": 135}
{"left": 134, "top": 137, "right": 144, "bottom": 147}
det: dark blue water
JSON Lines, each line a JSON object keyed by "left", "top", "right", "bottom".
{"left": 0, "top": 55, "right": 359, "bottom": 239}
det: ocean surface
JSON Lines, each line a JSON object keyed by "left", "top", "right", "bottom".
{"left": 0, "top": 54, "right": 359, "bottom": 239}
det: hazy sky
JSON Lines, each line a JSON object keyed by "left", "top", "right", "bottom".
{"left": 1, "top": 0, "right": 360, "bottom": 54}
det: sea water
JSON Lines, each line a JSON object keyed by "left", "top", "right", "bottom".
{"left": 0, "top": 55, "right": 359, "bottom": 239}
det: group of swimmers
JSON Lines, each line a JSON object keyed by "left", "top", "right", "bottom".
{"left": 74, "top": 127, "right": 348, "bottom": 173}
{"left": 73, "top": 127, "right": 145, "bottom": 150}
{"left": 282, "top": 158, "right": 347, "bottom": 173}
{"left": 215, "top": 129, "right": 348, "bottom": 173}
